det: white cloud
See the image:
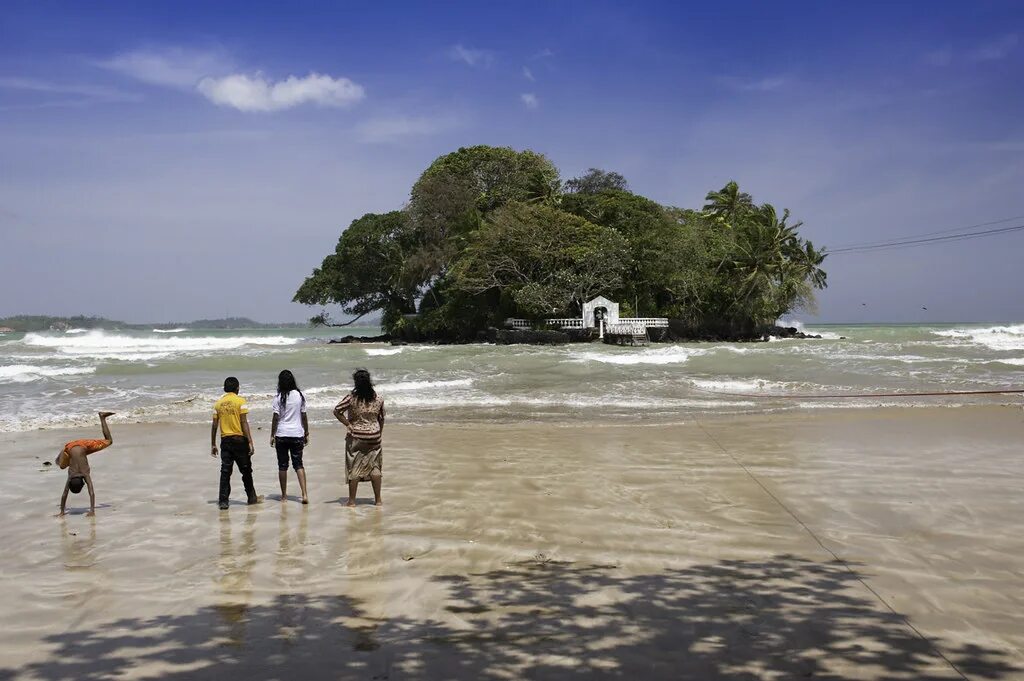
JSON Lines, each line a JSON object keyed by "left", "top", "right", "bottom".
{"left": 967, "top": 34, "right": 1018, "bottom": 62}
{"left": 197, "top": 72, "right": 365, "bottom": 112}
{"left": 448, "top": 44, "right": 493, "bottom": 68}
{"left": 355, "top": 114, "right": 461, "bottom": 143}
{"left": 523, "top": 66, "right": 535, "bottom": 81}
{"left": 719, "top": 75, "right": 791, "bottom": 92}
{"left": 532, "top": 48, "right": 555, "bottom": 59}
{"left": 0, "top": 77, "right": 141, "bottom": 105}
{"left": 95, "top": 47, "right": 232, "bottom": 89}
{"left": 520, "top": 93, "right": 539, "bottom": 109}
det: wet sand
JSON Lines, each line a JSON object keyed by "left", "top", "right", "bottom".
{"left": 1, "top": 406, "right": 1022, "bottom": 680}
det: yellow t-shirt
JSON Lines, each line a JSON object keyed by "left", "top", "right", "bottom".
{"left": 213, "top": 393, "right": 249, "bottom": 437}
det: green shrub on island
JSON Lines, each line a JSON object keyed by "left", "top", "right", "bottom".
{"left": 295, "top": 145, "right": 827, "bottom": 340}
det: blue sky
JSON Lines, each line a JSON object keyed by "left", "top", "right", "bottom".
{"left": 1, "top": 0, "right": 1022, "bottom": 323}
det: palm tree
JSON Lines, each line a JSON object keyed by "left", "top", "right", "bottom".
{"left": 789, "top": 240, "right": 828, "bottom": 290}
{"left": 725, "top": 203, "right": 825, "bottom": 325}
{"left": 702, "top": 181, "right": 753, "bottom": 225}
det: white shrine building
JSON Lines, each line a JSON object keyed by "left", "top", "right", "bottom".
{"left": 505, "top": 296, "right": 668, "bottom": 338}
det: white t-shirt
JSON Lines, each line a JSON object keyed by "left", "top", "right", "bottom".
{"left": 273, "top": 390, "right": 307, "bottom": 438}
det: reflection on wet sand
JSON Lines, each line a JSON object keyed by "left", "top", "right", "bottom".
{"left": 215, "top": 511, "right": 257, "bottom": 648}
{"left": 1, "top": 411, "right": 1022, "bottom": 678}
{"left": 59, "top": 516, "right": 97, "bottom": 570}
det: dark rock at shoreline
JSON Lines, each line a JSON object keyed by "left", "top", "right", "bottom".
{"left": 565, "top": 328, "right": 599, "bottom": 343}
{"left": 328, "top": 334, "right": 392, "bottom": 344}
{"left": 487, "top": 328, "right": 570, "bottom": 345}
{"left": 664, "top": 320, "right": 822, "bottom": 342}
{"left": 769, "top": 325, "right": 823, "bottom": 340}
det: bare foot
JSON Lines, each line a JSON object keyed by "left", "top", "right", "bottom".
{"left": 55, "top": 512, "right": 65, "bottom": 518}
{"left": 85, "top": 510, "right": 95, "bottom": 517}
{"left": 345, "top": 499, "right": 356, "bottom": 507}
{"left": 98, "top": 411, "right": 115, "bottom": 418}
{"left": 248, "top": 495, "right": 264, "bottom": 505}
{"left": 301, "top": 497, "right": 309, "bottom": 505}
{"left": 375, "top": 501, "right": 383, "bottom": 507}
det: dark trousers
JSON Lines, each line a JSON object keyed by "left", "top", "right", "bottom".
{"left": 219, "top": 436, "right": 257, "bottom": 504}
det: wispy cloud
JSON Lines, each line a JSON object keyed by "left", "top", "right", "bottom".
{"left": 448, "top": 44, "right": 493, "bottom": 68}
{"left": 355, "top": 114, "right": 461, "bottom": 143}
{"left": 924, "top": 34, "right": 1019, "bottom": 66}
{"left": 197, "top": 72, "right": 365, "bottom": 112}
{"left": 922, "top": 47, "right": 953, "bottom": 67}
{"left": 719, "top": 75, "right": 791, "bottom": 93}
{"left": 522, "top": 66, "right": 535, "bottom": 82}
{"left": 94, "top": 47, "right": 232, "bottom": 89}
{"left": 967, "top": 33, "right": 1018, "bottom": 62}
{"left": 532, "top": 48, "right": 555, "bottom": 59}
{"left": 520, "top": 92, "right": 539, "bottom": 109}
{"left": 95, "top": 47, "right": 364, "bottom": 113}
{"left": 0, "top": 76, "right": 142, "bottom": 102}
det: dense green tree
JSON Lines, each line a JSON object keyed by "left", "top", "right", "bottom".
{"left": 295, "top": 150, "right": 827, "bottom": 339}
{"left": 405, "top": 145, "right": 560, "bottom": 296}
{"left": 410, "top": 145, "right": 559, "bottom": 214}
{"left": 561, "top": 190, "right": 707, "bottom": 316}
{"left": 451, "top": 202, "right": 630, "bottom": 320}
{"left": 565, "top": 168, "right": 629, "bottom": 194}
{"left": 293, "top": 211, "right": 419, "bottom": 328}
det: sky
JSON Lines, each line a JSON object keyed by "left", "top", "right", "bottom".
{"left": 1, "top": 0, "right": 1022, "bottom": 324}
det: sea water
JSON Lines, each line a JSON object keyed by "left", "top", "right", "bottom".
{"left": 1, "top": 323, "right": 1022, "bottom": 432}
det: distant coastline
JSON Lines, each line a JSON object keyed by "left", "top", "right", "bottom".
{"left": 0, "top": 315, "right": 311, "bottom": 333}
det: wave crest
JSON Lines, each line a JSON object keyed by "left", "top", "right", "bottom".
{"left": 21, "top": 330, "right": 299, "bottom": 360}
{"left": 0, "top": 364, "right": 96, "bottom": 383}
{"left": 932, "top": 324, "right": 1024, "bottom": 351}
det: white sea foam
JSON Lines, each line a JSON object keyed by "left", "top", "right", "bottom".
{"left": 384, "top": 378, "right": 474, "bottom": 391}
{"left": 776, "top": 318, "right": 842, "bottom": 340}
{"left": 21, "top": 330, "right": 299, "bottom": 360}
{"left": 572, "top": 347, "right": 705, "bottom": 365}
{"left": 995, "top": 358, "right": 1024, "bottom": 366}
{"left": 152, "top": 328, "right": 186, "bottom": 333}
{"left": 689, "top": 378, "right": 796, "bottom": 394}
{"left": 932, "top": 324, "right": 1024, "bottom": 351}
{"left": 364, "top": 347, "right": 404, "bottom": 356}
{"left": 0, "top": 364, "right": 96, "bottom": 383}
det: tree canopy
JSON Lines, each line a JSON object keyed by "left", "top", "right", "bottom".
{"left": 564, "top": 168, "right": 629, "bottom": 194}
{"left": 452, "top": 202, "right": 630, "bottom": 319}
{"left": 296, "top": 147, "right": 827, "bottom": 339}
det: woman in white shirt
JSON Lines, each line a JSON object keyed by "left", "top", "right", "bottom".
{"left": 271, "top": 370, "right": 309, "bottom": 504}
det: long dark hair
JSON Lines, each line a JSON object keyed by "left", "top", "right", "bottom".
{"left": 351, "top": 368, "right": 376, "bottom": 404}
{"left": 277, "top": 370, "right": 305, "bottom": 412}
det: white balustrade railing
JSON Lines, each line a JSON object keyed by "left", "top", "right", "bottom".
{"left": 506, "top": 317, "right": 667, "bottom": 332}
{"left": 625, "top": 318, "right": 669, "bottom": 327}
{"left": 505, "top": 318, "right": 585, "bottom": 329}
{"left": 607, "top": 318, "right": 669, "bottom": 334}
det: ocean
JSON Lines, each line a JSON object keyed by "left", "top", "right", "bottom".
{"left": 1, "top": 322, "right": 1022, "bottom": 433}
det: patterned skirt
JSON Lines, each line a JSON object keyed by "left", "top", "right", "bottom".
{"left": 345, "top": 436, "right": 383, "bottom": 482}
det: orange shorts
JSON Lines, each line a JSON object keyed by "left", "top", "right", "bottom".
{"left": 58, "top": 439, "right": 109, "bottom": 469}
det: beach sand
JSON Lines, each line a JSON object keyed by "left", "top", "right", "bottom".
{"left": 1, "top": 406, "right": 1022, "bottom": 679}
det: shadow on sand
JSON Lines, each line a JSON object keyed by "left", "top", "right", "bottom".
{"left": 1, "top": 555, "right": 1016, "bottom": 680}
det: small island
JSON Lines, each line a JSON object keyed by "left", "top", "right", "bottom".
{"left": 296, "top": 145, "right": 827, "bottom": 344}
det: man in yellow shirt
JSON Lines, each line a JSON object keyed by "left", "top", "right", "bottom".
{"left": 211, "top": 377, "right": 262, "bottom": 510}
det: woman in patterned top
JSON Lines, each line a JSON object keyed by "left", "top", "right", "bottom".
{"left": 333, "top": 369, "right": 385, "bottom": 507}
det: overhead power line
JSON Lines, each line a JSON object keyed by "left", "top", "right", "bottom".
{"left": 827, "top": 213, "right": 1024, "bottom": 249}
{"left": 830, "top": 222, "right": 1024, "bottom": 254}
